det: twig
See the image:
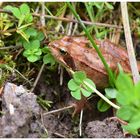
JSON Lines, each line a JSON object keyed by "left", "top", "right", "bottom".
{"left": 72, "top": 22, "right": 78, "bottom": 35}
{"left": 121, "top": 2, "right": 140, "bottom": 83}
{"left": 109, "top": 116, "right": 129, "bottom": 137}
{"left": 40, "top": 109, "right": 48, "bottom": 136}
{"left": 30, "top": 63, "right": 45, "bottom": 92}
{"left": 66, "top": 3, "right": 74, "bottom": 36}
{"left": 14, "top": 69, "right": 32, "bottom": 85}
{"left": 33, "top": 13, "right": 122, "bottom": 29}
{"left": 34, "top": 5, "right": 40, "bottom": 14}
{"left": 109, "top": 117, "right": 128, "bottom": 125}
{"left": 55, "top": 3, "right": 66, "bottom": 32}
{"left": 40, "top": 2, "right": 45, "bottom": 26}
{"left": 36, "top": 120, "right": 48, "bottom": 137}
{"left": 43, "top": 83, "right": 120, "bottom": 116}
{"left": 0, "top": 45, "right": 21, "bottom": 50}
{"left": 0, "top": 28, "right": 16, "bottom": 34}
{"left": 59, "top": 121, "right": 69, "bottom": 130}
{"left": 30, "top": 3, "right": 46, "bottom": 93}
{"left": 0, "top": 9, "right": 122, "bottom": 29}
{"left": 79, "top": 109, "right": 83, "bottom": 137}
{"left": 56, "top": 6, "right": 67, "bottom": 86}
{"left": 53, "top": 132, "right": 65, "bottom": 138}
{"left": 59, "top": 66, "right": 63, "bottom": 86}
{"left": 14, "top": 48, "right": 23, "bottom": 60}
{"left": 43, "top": 105, "right": 74, "bottom": 116}
{"left": 4, "top": 65, "right": 31, "bottom": 85}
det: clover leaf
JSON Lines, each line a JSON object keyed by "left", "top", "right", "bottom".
{"left": 73, "top": 71, "right": 86, "bottom": 84}
{"left": 4, "top": 3, "right": 33, "bottom": 26}
{"left": 71, "top": 89, "right": 81, "bottom": 100}
{"left": 23, "top": 40, "right": 42, "bottom": 62}
{"left": 115, "top": 70, "right": 140, "bottom": 135}
{"left": 43, "top": 54, "right": 56, "bottom": 66}
{"left": 68, "top": 71, "right": 95, "bottom": 100}
{"left": 68, "top": 79, "right": 79, "bottom": 91}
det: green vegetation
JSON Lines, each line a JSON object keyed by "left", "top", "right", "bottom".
{"left": 0, "top": 2, "right": 140, "bottom": 137}
{"left": 116, "top": 69, "right": 140, "bottom": 135}
{"left": 68, "top": 71, "right": 95, "bottom": 100}
{"left": 67, "top": 2, "right": 115, "bottom": 87}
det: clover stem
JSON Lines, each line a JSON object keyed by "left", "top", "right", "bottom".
{"left": 84, "top": 81, "right": 120, "bottom": 110}
{"left": 68, "top": 62, "right": 120, "bottom": 110}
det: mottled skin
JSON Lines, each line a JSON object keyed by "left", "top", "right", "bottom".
{"left": 48, "top": 36, "right": 138, "bottom": 88}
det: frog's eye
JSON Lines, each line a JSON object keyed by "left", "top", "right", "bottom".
{"left": 59, "top": 48, "right": 67, "bottom": 55}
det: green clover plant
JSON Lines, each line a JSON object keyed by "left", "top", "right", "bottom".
{"left": 68, "top": 69, "right": 140, "bottom": 136}
{"left": 3, "top": 4, "right": 45, "bottom": 63}
{"left": 115, "top": 69, "right": 140, "bottom": 136}
{"left": 20, "top": 27, "right": 45, "bottom": 62}
{"left": 3, "top": 3, "right": 56, "bottom": 65}
{"left": 4, "top": 3, "right": 33, "bottom": 27}
{"left": 68, "top": 71, "right": 95, "bottom": 100}
{"left": 23, "top": 40, "right": 42, "bottom": 62}
{"left": 4, "top": 4, "right": 33, "bottom": 42}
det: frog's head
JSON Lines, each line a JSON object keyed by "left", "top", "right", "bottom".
{"left": 48, "top": 36, "right": 88, "bottom": 70}
{"left": 48, "top": 36, "right": 70, "bottom": 68}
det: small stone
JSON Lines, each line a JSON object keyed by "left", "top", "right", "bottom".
{"left": 0, "top": 83, "right": 41, "bottom": 138}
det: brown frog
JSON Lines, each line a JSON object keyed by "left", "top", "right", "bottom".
{"left": 48, "top": 36, "right": 140, "bottom": 89}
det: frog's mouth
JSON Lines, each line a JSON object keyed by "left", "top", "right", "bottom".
{"left": 48, "top": 45, "right": 69, "bottom": 68}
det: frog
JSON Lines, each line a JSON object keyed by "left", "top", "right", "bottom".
{"left": 48, "top": 36, "right": 140, "bottom": 89}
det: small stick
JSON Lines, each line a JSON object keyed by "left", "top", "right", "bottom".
{"left": 4, "top": 65, "right": 31, "bottom": 85}
{"left": 109, "top": 117, "right": 128, "bottom": 125}
{"left": 53, "top": 132, "right": 65, "bottom": 138}
{"left": 0, "top": 9, "right": 122, "bottom": 29}
{"left": 66, "top": 4, "right": 74, "bottom": 36}
{"left": 0, "top": 45, "right": 21, "bottom": 50}
{"left": 14, "top": 69, "right": 32, "bottom": 85}
{"left": 109, "top": 116, "right": 129, "bottom": 137}
{"left": 72, "top": 22, "right": 78, "bottom": 35}
{"left": 40, "top": 110, "right": 48, "bottom": 136}
{"left": 36, "top": 120, "right": 48, "bottom": 136}
{"left": 43, "top": 86, "right": 119, "bottom": 116}
{"left": 30, "top": 3, "right": 46, "bottom": 93}
{"left": 121, "top": 2, "right": 140, "bottom": 83}
{"left": 30, "top": 62, "right": 45, "bottom": 93}
{"left": 79, "top": 109, "right": 83, "bottom": 137}
{"left": 33, "top": 13, "right": 122, "bottom": 29}
{"left": 40, "top": 2, "right": 45, "bottom": 26}
{"left": 59, "top": 66, "right": 63, "bottom": 86}
{"left": 43, "top": 105, "right": 74, "bottom": 116}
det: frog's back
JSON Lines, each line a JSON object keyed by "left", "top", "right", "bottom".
{"left": 48, "top": 36, "right": 135, "bottom": 88}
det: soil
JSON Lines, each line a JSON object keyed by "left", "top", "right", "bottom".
{"left": 85, "top": 118, "right": 125, "bottom": 138}
{"left": 0, "top": 67, "right": 131, "bottom": 138}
